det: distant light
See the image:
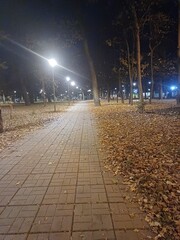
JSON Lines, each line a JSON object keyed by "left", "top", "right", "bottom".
{"left": 66, "top": 76, "right": 70, "bottom": 81}
{"left": 133, "top": 89, "right": 138, "bottom": 94}
{"left": 48, "top": 58, "right": 57, "bottom": 67}
{"left": 14, "top": 91, "right": 16, "bottom": 93}
{"left": 122, "top": 85, "right": 124, "bottom": 87}
{"left": 71, "top": 81, "right": 75, "bottom": 86}
{"left": 76, "top": 86, "right": 79, "bottom": 89}
{"left": 133, "top": 83, "right": 136, "bottom": 86}
{"left": 65, "top": 91, "right": 67, "bottom": 93}
{"left": 170, "top": 86, "right": 177, "bottom": 91}
{"left": 40, "top": 89, "right": 43, "bottom": 94}
{"left": 87, "top": 89, "right": 91, "bottom": 92}
{"left": 115, "top": 88, "right": 117, "bottom": 90}
{"left": 148, "top": 81, "right": 151, "bottom": 84}
{"left": 148, "top": 89, "right": 151, "bottom": 91}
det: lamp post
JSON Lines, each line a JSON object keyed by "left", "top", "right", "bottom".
{"left": 71, "top": 81, "right": 75, "bottom": 102}
{"left": 48, "top": 58, "right": 57, "bottom": 112}
{"left": 66, "top": 76, "right": 70, "bottom": 105}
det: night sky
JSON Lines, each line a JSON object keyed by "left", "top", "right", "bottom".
{"left": 0, "top": 0, "right": 178, "bottom": 96}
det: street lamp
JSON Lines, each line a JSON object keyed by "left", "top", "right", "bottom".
{"left": 70, "top": 81, "right": 75, "bottom": 102}
{"left": 48, "top": 58, "right": 57, "bottom": 112}
{"left": 71, "top": 81, "right": 75, "bottom": 86}
{"left": 66, "top": 76, "right": 70, "bottom": 105}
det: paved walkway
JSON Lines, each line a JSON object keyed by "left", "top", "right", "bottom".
{"left": 0, "top": 102, "right": 153, "bottom": 240}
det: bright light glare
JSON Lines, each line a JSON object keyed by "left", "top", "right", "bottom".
{"left": 133, "top": 83, "right": 136, "bottom": 86}
{"left": 5, "top": 37, "right": 89, "bottom": 80}
{"left": 48, "top": 58, "right": 57, "bottom": 67}
{"left": 170, "top": 86, "right": 177, "bottom": 91}
{"left": 66, "top": 76, "right": 70, "bottom": 81}
{"left": 76, "top": 86, "right": 79, "bottom": 89}
{"left": 71, "top": 81, "right": 75, "bottom": 86}
{"left": 148, "top": 81, "right": 151, "bottom": 84}
{"left": 87, "top": 89, "right": 91, "bottom": 92}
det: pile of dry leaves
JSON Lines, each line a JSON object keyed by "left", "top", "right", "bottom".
{"left": 0, "top": 103, "right": 68, "bottom": 152}
{"left": 92, "top": 101, "right": 180, "bottom": 240}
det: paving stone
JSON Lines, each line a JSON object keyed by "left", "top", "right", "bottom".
{"left": 32, "top": 164, "right": 57, "bottom": 174}
{"left": 8, "top": 165, "right": 34, "bottom": 175}
{"left": 110, "top": 203, "right": 129, "bottom": 215}
{"left": 0, "top": 207, "right": 5, "bottom": 215}
{"left": 43, "top": 186, "right": 76, "bottom": 204}
{"left": 78, "top": 172, "right": 103, "bottom": 185}
{"left": 102, "top": 171, "right": 124, "bottom": 186}
{"left": 9, "top": 187, "right": 47, "bottom": 205}
{"left": 55, "top": 163, "right": 79, "bottom": 173}
{"left": 31, "top": 204, "right": 73, "bottom": 233}
{"left": 27, "top": 232, "right": 70, "bottom": 240}
{"left": 105, "top": 185, "right": 125, "bottom": 203}
{"left": 115, "top": 230, "right": 139, "bottom": 240}
{"left": 80, "top": 155, "right": 99, "bottom": 162}
{"left": 0, "top": 174, "right": 28, "bottom": 188}
{"left": 50, "top": 172, "right": 77, "bottom": 186}
{"left": 72, "top": 231, "right": 116, "bottom": 240}
{"left": 0, "top": 234, "right": 27, "bottom": 240}
{"left": 76, "top": 185, "right": 107, "bottom": 203}
{"left": 22, "top": 174, "right": 52, "bottom": 187}
{"left": 0, "top": 188, "right": 19, "bottom": 206}
{"left": 0, "top": 206, "right": 38, "bottom": 234}
{"left": 73, "top": 203, "right": 113, "bottom": 231}
{"left": 79, "top": 163, "right": 101, "bottom": 173}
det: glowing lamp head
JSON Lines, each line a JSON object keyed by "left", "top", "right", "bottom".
{"left": 71, "top": 81, "right": 75, "bottom": 86}
{"left": 48, "top": 58, "right": 57, "bottom": 67}
{"left": 66, "top": 76, "right": 70, "bottom": 81}
{"left": 170, "top": 86, "right": 177, "bottom": 91}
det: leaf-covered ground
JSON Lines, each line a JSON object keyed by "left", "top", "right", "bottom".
{"left": 0, "top": 103, "right": 68, "bottom": 152}
{"left": 92, "top": 100, "right": 180, "bottom": 240}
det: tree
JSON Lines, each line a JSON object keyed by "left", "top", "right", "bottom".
{"left": 75, "top": 0, "right": 100, "bottom": 106}
{"left": 83, "top": 38, "right": 100, "bottom": 106}
{"left": 148, "top": 13, "right": 171, "bottom": 103}
{"left": 177, "top": 0, "right": 180, "bottom": 104}
{"left": 0, "top": 109, "right": 3, "bottom": 133}
{"left": 132, "top": 5, "right": 144, "bottom": 104}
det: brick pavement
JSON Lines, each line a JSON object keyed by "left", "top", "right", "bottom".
{"left": 0, "top": 102, "right": 154, "bottom": 240}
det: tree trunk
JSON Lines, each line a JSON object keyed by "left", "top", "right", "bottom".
{"left": 136, "top": 29, "right": 143, "bottom": 102}
{"left": 119, "top": 69, "right": 124, "bottom": 104}
{"left": 107, "top": 83, "right": 110, "bottom": 102}
{"left": 29, "top": 92, "right": 34, "bottom": 104}
{"left": 159, "top": 80, "right": 163, "bottom": 99}
{"left": 42, "top": 80, "right": 46, "bottom": 106}
{"left": 20, "top": 77, "right": 30, "bottom": 106}
{"left": 0, "top": 109, "right": 3, "bottom": 133}
{"left": 126, "top": 39, "right": 133, "bottom": 105}
{"left": 149, "top": 48, "right": 154, "bottom": 104}
{"left": 83, "top": 39, "right": 100, "bottom": 106}
{"left": 177, "top": 0, "right": 180, "bottom": 104}
{"left": 133, "top": 7, "right": 143, "bottom": 103}
{"left": 116, "top": 87, "right": 119, "bottom": 103}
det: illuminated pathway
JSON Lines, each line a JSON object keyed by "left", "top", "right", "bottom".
{"left": 0, "top": 102, "right": 154, "bottom": 240}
